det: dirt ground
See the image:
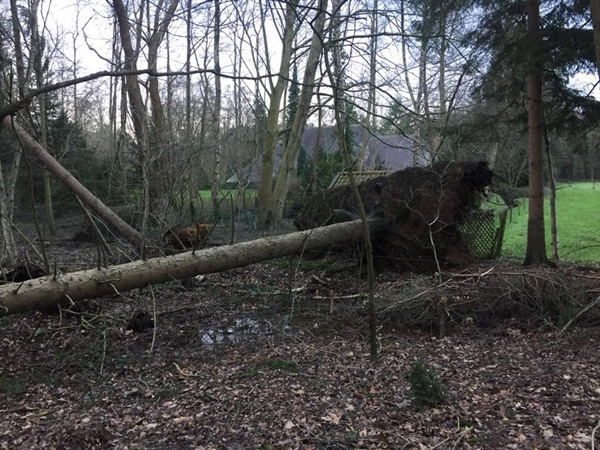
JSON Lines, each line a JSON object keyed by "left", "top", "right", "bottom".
{"left": 1, "top": 230, "right": 599, "bottom": 450}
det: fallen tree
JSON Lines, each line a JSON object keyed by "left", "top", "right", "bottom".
{"left": 294, "top": 161, "right": 494, "bottom": 271}
{"left": 0, "top": 219, "right": 382, "bottom": 317}
{"left": 2, "top": 117, "right": 145, "bottom": 248}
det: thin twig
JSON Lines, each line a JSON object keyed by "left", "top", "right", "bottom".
{"left": 1, "top": 212, "right": 45, "bottom": 263}
{"left": 451, "top": 427, "right": 474, "bottom": 449}
{"left": 173, "top": 362, "right": 202, "bottom": 378}
{"left": 561, "top": 295, "right": 600, "bottom": 332}
{"left": 149, "top": 285, "right": 157, "bottom": 354}
{"left": 99, "top": 328, "right": 107, "bottom": 375}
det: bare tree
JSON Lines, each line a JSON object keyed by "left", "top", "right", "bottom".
{"left": 210, "top": 0, "right": 222, "bottom": 213}
{"left": 322, "top": 7, "right": 378, "bottom": 361}
{"left": 267, "top": 0, "right": 329, "bottom": 224}
{"left": 357, "top": 0, "right": 379, "bottom": 170}
{"left": 257, "top": 0, "right": 299, "bottom": 224}
{"left": 30, "top": 0, "right": 57, "bottom": 237}
{"left": 111, "top": 0, "right": 179, "bottom": 235}
{"left": 0, "top": 0, "right": 31, "bottom": 264}
{"left": 146, "top": 0, "right": 179, "bottom": 211}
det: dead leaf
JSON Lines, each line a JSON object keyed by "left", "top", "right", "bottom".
{"left": 321, "top": 412, "right": 341, "bottom": 425}
{"left": 542, "top": 428, "right": 554, "bottom": 439}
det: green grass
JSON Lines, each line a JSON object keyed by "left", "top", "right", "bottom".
{"left": 501, "top": 182, "right": 600, "bottom": 263}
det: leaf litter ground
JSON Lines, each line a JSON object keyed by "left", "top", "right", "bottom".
{"left": 0, "top": 238, "right": 599, "bottom": 449}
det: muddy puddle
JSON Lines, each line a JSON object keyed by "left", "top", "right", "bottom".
{"left": 198, "top": 316, "right": 274, "bottom": 347}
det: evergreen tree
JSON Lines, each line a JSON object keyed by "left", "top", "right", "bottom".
{"left": 468, "top": 0, "right": 599, "bottom": 131}
{"left": 284, "top": 63, "right": 300, "bottom": 148}
{"left": 381, "top": 98, "right": 418, "bottom": 135}
{"left": 253, "top": 94, "right": 267, "bottom": 158}
{"left": 46, "top": 106, "right": 113, "bottom": 206}
{"left": 466, "top": 0, "right": 600, "bottom": 265}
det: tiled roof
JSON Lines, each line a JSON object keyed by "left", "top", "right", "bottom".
{"left": 226, "top": 124, "right": 429, "bottom": 184}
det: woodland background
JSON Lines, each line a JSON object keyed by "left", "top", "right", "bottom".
{"left": 1, "top": 0, "right": 599, "bottom": 263}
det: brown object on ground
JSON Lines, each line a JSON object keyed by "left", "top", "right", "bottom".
{"left": 163, "top": 223, "right": 216, "bottom": 249}
{"left": 294, "top": 161, "right": 494, "bottom": 271}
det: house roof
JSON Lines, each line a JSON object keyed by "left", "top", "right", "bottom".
{"left": 226, "top": 124, "right": 429, "bottom": 184}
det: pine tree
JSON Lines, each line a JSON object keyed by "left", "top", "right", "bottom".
{"left": 284, "top": 63, "right": 300, "bottom": 148}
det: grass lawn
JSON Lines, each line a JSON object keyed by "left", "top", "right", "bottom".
{"left": 501, "top": 182, "right": 600, "bottom": 263}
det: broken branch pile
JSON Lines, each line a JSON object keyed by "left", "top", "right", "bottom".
{"left": 377, "top": 265, "right": 600, "bottom": 332}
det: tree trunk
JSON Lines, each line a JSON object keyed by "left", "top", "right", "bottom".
{"left": 211, "top": 0, "right": 222, "bottom": 215}
{"left": 9, "top": 0, "right": 29, "bottom": 93}
{"left": 30, "top": 0, "right": 57, "bottom": 237}
{"left": 268, "top": 0, "right": 327, "bottom": 224}
{"left": 357, "top": 0, "right": 378, "bottom": 171}
{"left": 0, "top": 163, "right": 17, "bottom": 265}
{"left": 111, "top": 0, "right": 147, "bottom": 154}
{"left": 257, "top": 0, "right": 298, "bottom": 222}
{"left": 118, "top": 75, "right": 129, "bottom": 201}
{"left": 111, "top": 0, "right": 150, "bottom": 233}
{"left": 147, "top": 0, "right": 179, "bottom": 208}
{"left": 324, "top": 23, "right": 378, "bottom": 361}
{"left": 543, "top": 117, "right": 559, "bottom": 263}
{"left": 2, "top": 117, "right": 145, "bottom": 247}
{"left": 1, "top": 0, "right": 28, "bottom": 264}
{"left": 523, "top": 0, "right": 549, "bottom": 266}
{"left": 0, "top": 219, "right": 379, "bottom": 317}
{"left": 308, "top": 91, "right": 324, "bottom": 193}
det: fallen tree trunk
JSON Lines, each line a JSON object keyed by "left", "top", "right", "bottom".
{"left": 0, "top": 219, "right": 381, "bottom": 317}
{"left": 294, "top": 161, "right": 494, "bottom": 271}
{"left": 2, "top": 117, "right": 145, "bottom": 248}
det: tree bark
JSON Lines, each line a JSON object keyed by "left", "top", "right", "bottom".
{"left": 111, "top": 0, "right": 147, "bottom": 153}
{"left": 268, "top": 0, "right": 328, "bottom": 224}
{"left": 523, "top": 0, "right": 549, "bottom": 266}
{"left": 211, "top": 0, "right": 222, "bottom": 214}
{"left": 0, "top": 219, "right": 380, "bottom": 317}
{"left": 2, "top": 117, "right": 145, "bottom": 247}
{"left": 147, "top": 0, "right": 179, "bottom": 208}
{"left": 357, "top": 0, "right": 378, "bottom": 171}
{"left": 323, "top": 21, "right": 378, "bottom": 361}
{"left": 31, "top": 0, "right": 57, "bottom": 237}
{"left": 1, "top": 0, "right": 29, "bottom": 264}
{"left": 257, "top": 0, "right": 298, "bottom": 221}
{"left": 543, "top": 116, "right": 559, "bottom": 263}
{"left": 111, "top": 0, "right": 151, "bottom": 234}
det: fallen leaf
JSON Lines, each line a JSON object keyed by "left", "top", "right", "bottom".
{"left": 542, "top": 428, "right": 554, "bottom": 439}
